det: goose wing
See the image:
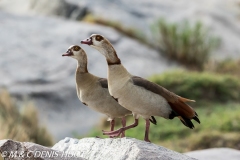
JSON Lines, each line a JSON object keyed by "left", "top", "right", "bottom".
{"left": 131, "top": 76, "right": 198, "bottom": 121}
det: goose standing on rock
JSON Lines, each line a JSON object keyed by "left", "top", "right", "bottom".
{"left": 62, "top": 45, "right": 132, "bottom": 137}
{"left": 81, "top": 34, "right": 200, "bottom": 142}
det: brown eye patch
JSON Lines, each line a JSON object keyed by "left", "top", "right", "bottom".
{"left": 95, "top": 35, "right": 103, "bottom": 41}
{"left": 73, "top": 46, "right": 80, "bottom": 51}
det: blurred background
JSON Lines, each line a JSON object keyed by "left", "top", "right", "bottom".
{"left": 0, "top": 0, "right": 239, "bottom": 152}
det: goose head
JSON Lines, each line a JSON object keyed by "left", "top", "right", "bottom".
{"left": 62, "top": 45, "right": 88, "bottom": 72}
{"left": 81, "top": 34, "right": 114, "bottom": 57}
{"left": 81, "top": 34, "right": 120, "bottom": 64}
{"left": 62, "top": 45, "right": 86, "bottom": 61}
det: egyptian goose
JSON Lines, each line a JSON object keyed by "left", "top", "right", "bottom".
{"left": 81, "top": 35, "right": 200, "bottom": 142}
{"left": 62, "top": 45, "right": 133, "bottom": 137}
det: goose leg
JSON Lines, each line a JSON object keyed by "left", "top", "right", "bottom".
{"left": 110, "top": 119, "right": 115, "bottom": 131}
{"left": 144, "top": 119, "right": 151, "bottom": 142}
{"left": 103, "top": 119, "right": 138, "bottom": 137}
{"left": 109, "top": 119, "right": 115, "bottom": 138}
{"left": 120, "top": 117, "right": 126, "bottom": 137}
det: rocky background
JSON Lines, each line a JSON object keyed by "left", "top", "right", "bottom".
{"left": 0, "top": 0, "right": 240, "bottom": 146}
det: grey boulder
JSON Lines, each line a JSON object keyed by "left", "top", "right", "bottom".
{"left": 0, "top": 139, "right": 85, "bottom": 160}
{"left": 52, "top": 137, "right": 196, "bottom": 160}
{"left": 185, "top": 148, "right": 240, "bottom": 160}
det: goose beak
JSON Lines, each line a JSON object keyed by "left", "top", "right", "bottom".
{"left": 62, "top": 50, "right": 73, "bottom": 56}
{"left": 81, "top": 38, "right": 93, "bottom": 45}
{"left": 62, "top": 53, "right": 72, "bottom": 56}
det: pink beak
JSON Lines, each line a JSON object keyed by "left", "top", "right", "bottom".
{"left": 62, "top": 50, "right": 73, "bottom": 56}
{"left": 81, "top": 37, "right": 93, "bottom": 45}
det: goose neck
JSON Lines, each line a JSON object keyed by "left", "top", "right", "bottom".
{"left": 77, "top": 60, "right": 88, "bottom": 73}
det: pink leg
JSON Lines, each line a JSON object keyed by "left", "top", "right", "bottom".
{"left": 120, "top": 117, "right": 126, "bottom": 137}
{"left": 144, "top": 119, "right": 151, "bottom": 142}
{"left": 109, "top": 119, "right": 115, "bottom": 138}
{"left": 103, "top": 119, "right": 138, "bottom": 137}
{"left": 110, "top": 119, "right": 115, "bottom": 131}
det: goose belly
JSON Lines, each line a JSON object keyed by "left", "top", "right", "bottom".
{"left": 79, "top": 87, "right": 129, "bottom": 118}
{"left": 80, "top": 89, "right": 110, "bottom": 112}
{"left": 114, "top": 83, "right": 172, "bottom": 119}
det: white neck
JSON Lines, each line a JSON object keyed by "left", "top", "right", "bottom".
{"left": 77, "top": 59, "right": 88, "bottom": 73}
{"left": 94, "top": 44, "right": 121, "bottom": 65}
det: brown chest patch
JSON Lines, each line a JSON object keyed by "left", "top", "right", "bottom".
{"left": 107, "top": 59, "right": 121, "bottom": 65}
{"left": 107, "top": 50, "right": 121, "bottom": 65}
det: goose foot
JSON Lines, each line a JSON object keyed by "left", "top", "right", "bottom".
{"left": 102, "top": 119, "right": 139, "bottom": 137}
{"left": 144, "top": 138, "right": 151, "bottom": 142}
{"left": 103, "top": 128, "right": 124, "bottom": 137}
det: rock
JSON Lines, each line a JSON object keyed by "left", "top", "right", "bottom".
{"left": 52, "top": 137, "right": 196, "bottom": 160}
{"left": 0, "top": 10, "right": 177, "bottom": 140}
{"left": 0, "top": 139, "right": 85, "bottom": 160}
{"left": 185, "top": 148, "right": 240, "bottom": 160}
{"left": 3, "top": 138, "right": 240, "bottom": 160}
{"left": 0, "top": 0, "right": 88, "bottom": 20}
{"left": 69, "top": 0, "right": 240, "bottom": 59}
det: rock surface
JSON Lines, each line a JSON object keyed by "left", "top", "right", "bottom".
{"left": 0, "top": 139, "right": 85, "bottom": 160}
{"left": 0, "top": 10, "right": 177, "bottom": 140}
{"left": 0, "top": 138, "right": 197, "bottom": 160}
{"left": 185, "top": 148, "right": 240, "bottom": 160}
{"left": 2, "top": 138, "right": 240, "bottom": 160}
{"left": 52, "top": 137, "right": 196, "bottom": 160}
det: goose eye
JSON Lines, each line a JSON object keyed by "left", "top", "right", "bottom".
{"left": 95, "top": 35, "right": 103, "bottom": 41}
{"left": 73, "top": 46, "right": 80, "bottom": 51}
